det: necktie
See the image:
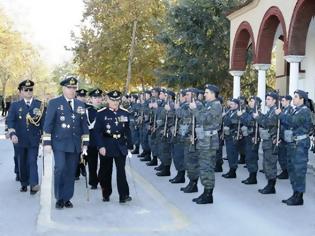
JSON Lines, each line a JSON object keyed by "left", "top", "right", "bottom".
{"left": 26, "top": 101, "right": 30, "bottom": 108}
{"left": 68, "top": 100, "right": 72, "bottom": 111}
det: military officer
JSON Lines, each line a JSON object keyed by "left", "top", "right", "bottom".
{"left": 276, "top": 90, "right": 313, "bottom": 205}
{"left": 7, "top": 80, "right": 45, "bottom": 194}
{"left": 75, "top": 88, "right": 89, "bottom": 179}
{"left": 189, "top": 84, "right": 222, "bottom": 204}
{"left": 43, "top": 76, "right": 89, "bottom": 209}
{"left": 85, "top": 88, "right": 103, "bottom": 189}
{"left": 95, "top": 90, "right": 133, "bottom": 203}
{"left": 253, "top": 92, "right": 279, "bottom": 194}
{"left": 277, "top": 95, "right": 293, "bottom": 180}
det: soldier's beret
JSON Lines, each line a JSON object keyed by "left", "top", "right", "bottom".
{"left": 89, "top": 88, "right": 103, "bottom": 97}
{"left": 205, "top": 84, "right": 219, "bottom": 94}
{"left": 18, "top": 80, "right": 34, "bottom": 90}
{"left": 266, "top": 92, "right": 278, "bottom": 100}
{"left": 166, "top": 90, "right": 175, "bottom": 98}
{"left": 231, "top": 98, "right": 240, "bottom": 106}
{"left": 283, "top": 95, "right": 292, "bottom": 101}
{"left": 60, "top": 75, "right": 78, "bottom": 87}
{"left": 144, "top": 90, "right": 152, "bottom": 95}
{"left": 294, "top": 90, "right": 308, "bottom": 100}
{"left": 152, "top": 87, "right": 160, "bottom": 93}
{"left": 250, "top": 96, "right": 262, "bottom": 104}
{"left": 76, "top": 89, "right": 88, "bottom": 97}
{"left": 107, "top": 90, "right": 122, "bottom": 101}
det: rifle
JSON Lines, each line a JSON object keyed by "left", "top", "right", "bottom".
{"left": 81, "top": 154, "right": 89, "bottom": 201}
{"left": 191, "top": 94, "right": 196, "bottom": 145}
{"left": 173, "top": 93, "right": 180, "bottom": 137}
{"left": 254, "top": 103, "right": 259, "bottom": 145}
{"left": 152, "top": 97, "right": 157, "bottom": 133}
{"left": 163, "top": 97, "right": 170, "bottom": 137}
{"left": 236, "top": 103, "right": 242, "bottom": 140}
{"left": 273, "top": 98, "right": 281, "bottom": 155}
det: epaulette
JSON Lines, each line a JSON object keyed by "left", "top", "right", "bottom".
{"left": 97, "top": 107, "right": 107, "bottom": 112}
{"left": 119, "top": 106, "right": 130, "bottom": 113}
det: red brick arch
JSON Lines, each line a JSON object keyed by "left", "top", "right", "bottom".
{"left": 230, "top": 21, "right": 256, "bottom": 71}
{"left": 255, "top": 6, "right": 287, "bottom": 64}
{"left": 287, "top": 0, "right": 315, "bottom": 55}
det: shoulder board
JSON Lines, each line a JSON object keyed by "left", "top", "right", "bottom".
{"left": 119, "top": 106, "right": 130, "bottom": 113}
{"left": 97, "top": 107, "right": 107, "bottom": 112}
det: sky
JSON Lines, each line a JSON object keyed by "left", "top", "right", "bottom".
{"left": 0, "top": 0, "right": 84, "bottom": 66}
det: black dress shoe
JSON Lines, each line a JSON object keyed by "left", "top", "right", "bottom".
{"left": 64, "top": 200, "right": 73, "bottom": 208}
{"left": 55, "top": 200, "right": 64, "bottom": 209}
{"left": 103, "top": 196, "right": 110, "bottom": 202}
{"left": 30, "top": 185, "right": 40, "bottom": 195}
{"left": 119, "top": 196, "right": 132, "bottom": 203}
{"left": 20, "top": 186, "right": 27, "bottom": 192}
{"left": 15, "top": 174, "right": 20, "bottom": 181}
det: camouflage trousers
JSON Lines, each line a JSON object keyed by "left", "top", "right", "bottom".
{"left": 278, "top": 141, "right": 288, "bottom": 171}
{"left": 262, "top": 139, "right": 278, "bottom": 180}
{"left": 183, "top": 138, "right": 199, "bottom": 181}
{"left": 286, "top": 139, "right": 310, "bottom": 192}
{"left": 244, "top": 136, "right": 259, "bottom": 173}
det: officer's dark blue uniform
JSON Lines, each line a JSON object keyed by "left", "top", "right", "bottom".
{"left": 94, "top": 90, "right": 133, "bottom": 203}
{"left": 85, "top": 88, "right": 103, "bottom": 189}
{"left": 43, "top": 76, "right": 89, "bottom": 209}
{"left": 7, "top": 80, "right": 45, "bottom": 194}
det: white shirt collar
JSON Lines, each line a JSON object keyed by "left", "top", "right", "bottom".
{"left": 24, "top": 98, "right": 33, "bottom": 105}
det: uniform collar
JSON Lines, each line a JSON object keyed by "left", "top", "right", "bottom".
{"left": 24, "top": 97, "right": 33, "bottom": 105}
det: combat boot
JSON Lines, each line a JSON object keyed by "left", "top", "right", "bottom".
{"left": 146, "top": 156, "right": 158, "bottom": 166}
{"left": 137, "top": 151, "right": 146, "bottom": 158}
{"left": 286, "top": 192, "right": 304, "bottom": 206}
{"left": 277, "top": 169, "right": 289, "bottom": 179}
{"left": 258, "top": 179, "right": 276, "bottom": 194}
{"left": 195, "top": 189, "right": 213, "bottom": 204}
{"left": 140, "top": 152, "right": 151, "bottom": 162}
{"left": 183, "top": 179, "right": 198, "bottom": 193}
{"left": 169, "top": 171, "right": 185, "bottom": 183}
{"left": 131, "top": 145, "right": 139, "bottom": 154}
{"left": 282, "top": 191, "right": 297, "bottom": 204}
{"left": 241, "top": 172, "right": 257, "bottom": 185}
{"left": 222, "top": 168, "right": 237, "bottom": 179}
{"left": 154, "top": 163, "right": 164, "bottom": 171}
{"left": 156, "top": 165, "right": 171, "bottom": 176}
{"left": 214, "top": 161, "right": 223, "bottom": 172}
{"left": 238, "top": 154, "right": 246, "bottom": 164}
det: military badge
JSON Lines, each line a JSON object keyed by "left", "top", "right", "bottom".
{"left": 106, "top": 123, "right": 111, "bottom": 129}
{"left": 67, "top": 125, "right": 70, "bottom": 128}
{"left": 106, "top": 129, "right": 111, "bottom": 134}
{"left": 33, "top": 108, "right": 41, "bottom": 115}
{"left": 61, "top": 123, "right": 67, "bottom": 128}
{"left": 76, "top": 106, "right": 85, "bottom": 115}
{"left": 18, "top": 107, "right": 23, "bottom": 112}
{"left": 19, "top": 116, "right": 22, "bottom": 119}
{"left": 60, "top": 116, "right": 65, "bottom": 121}
{"left": 118, "top": 116, "right": 128, "bottom": 122}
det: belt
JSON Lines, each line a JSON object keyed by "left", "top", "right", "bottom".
{"left": 294, "top": 134, "right": 308, "bottom": 141}
{"left": 104, "top": 133, "right": 122, "bottom": 139}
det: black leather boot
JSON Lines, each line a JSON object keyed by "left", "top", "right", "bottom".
{"left": 222, "top": 168, "right": 237, "bottom": 179}
{"left": 169, "top": 171, "right": 185, "bottom": 183}
{"left": 183, "top": 179, "right": 198, "bottom": 193}
{"left": 140, "top": 152, "right": 151, "bottom": 162}
{"left": 154, "top": 163, "right": 164, "bottom": 171}
{"left": 238, "top": 154, "right": 246, "bottom": 164}
{"left": 241, "top": 172, "right": 257, "bottom": 185}
{"left": 277, "top": 169, "right": 289, "bottom": 179}
{"left": 137, "top": 151, "right": 146, "bottom": 158}
{"left": 156, "top": 165, "right": 171, "bottom": 176}
{"left": 282, "top": 191, "right": 297, "bottom": 204}
{"left": 258, "top": 179, "right": 276, "bottom": 194}
{"left": 195, "top": 189, "right": 213, "bottom": 204}
{"left": 214, "top": 161, "right": 223, "bottom": 173}
{"left": 286, "top": 192, "right": 304, "bottom": 206}
{"left": 147, "top": 156, "right": 158, "bottom": 166}
{"left": 131, "top": 145, "right": 139, "bottom": 154}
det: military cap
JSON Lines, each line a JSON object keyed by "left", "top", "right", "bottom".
{"left": 60, "top": 75, "right": 78, "bottom": 87}
{"left": 18, "top": 80, "right": 34, "bottom": 90}
{"left": 131, "top": 94, "right": 139, "bottom": 100}
{"left": 76, "top": 89, "right": 88, "bottom": 97}
{"left": 205, "top": 84, "right": 219, "bottom": 94}
{"left": 180, "top": 88, "right": 186, "bottom": 96}
{"left": 89, "top": 88, "right": 103, "bottom": 97}
{"left": 160, "top": 88, "right": 167, "bottom": 94}
{"left": 197, "top": 89, "right": 204, "bottom": 95}
{"left": 107, "top": 90, "right": 122, "bottom": 101}
{"left": 283, "top": 95, "right": 292, "bottom": 101}
{"left": 294, "top": 90, "right": 308, "bottom": 100}
{"left": 152, "top": 87, "right": 161, "bottom": 93}
{"left": 231, "top": 98, "right": 240, "bottom": 106}
{"left": 266, "top": 92, "right": 278, "bottom": 100}
{"left": 144, "top": 90, "right": 152, "bottom": 95}
{"left": 185, "top": 87, "right": 198, "bottom": 94}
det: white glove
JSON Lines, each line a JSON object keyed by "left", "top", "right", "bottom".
{"left": 82, "top": 146, "right": 88, "bottom": 156}
{"left": 127, "top": 150, "right": 132, "bottom": 159}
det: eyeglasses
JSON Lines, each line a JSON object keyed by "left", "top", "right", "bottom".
{"left": 23, "top": 88, "right": 33, "bottom": 92}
